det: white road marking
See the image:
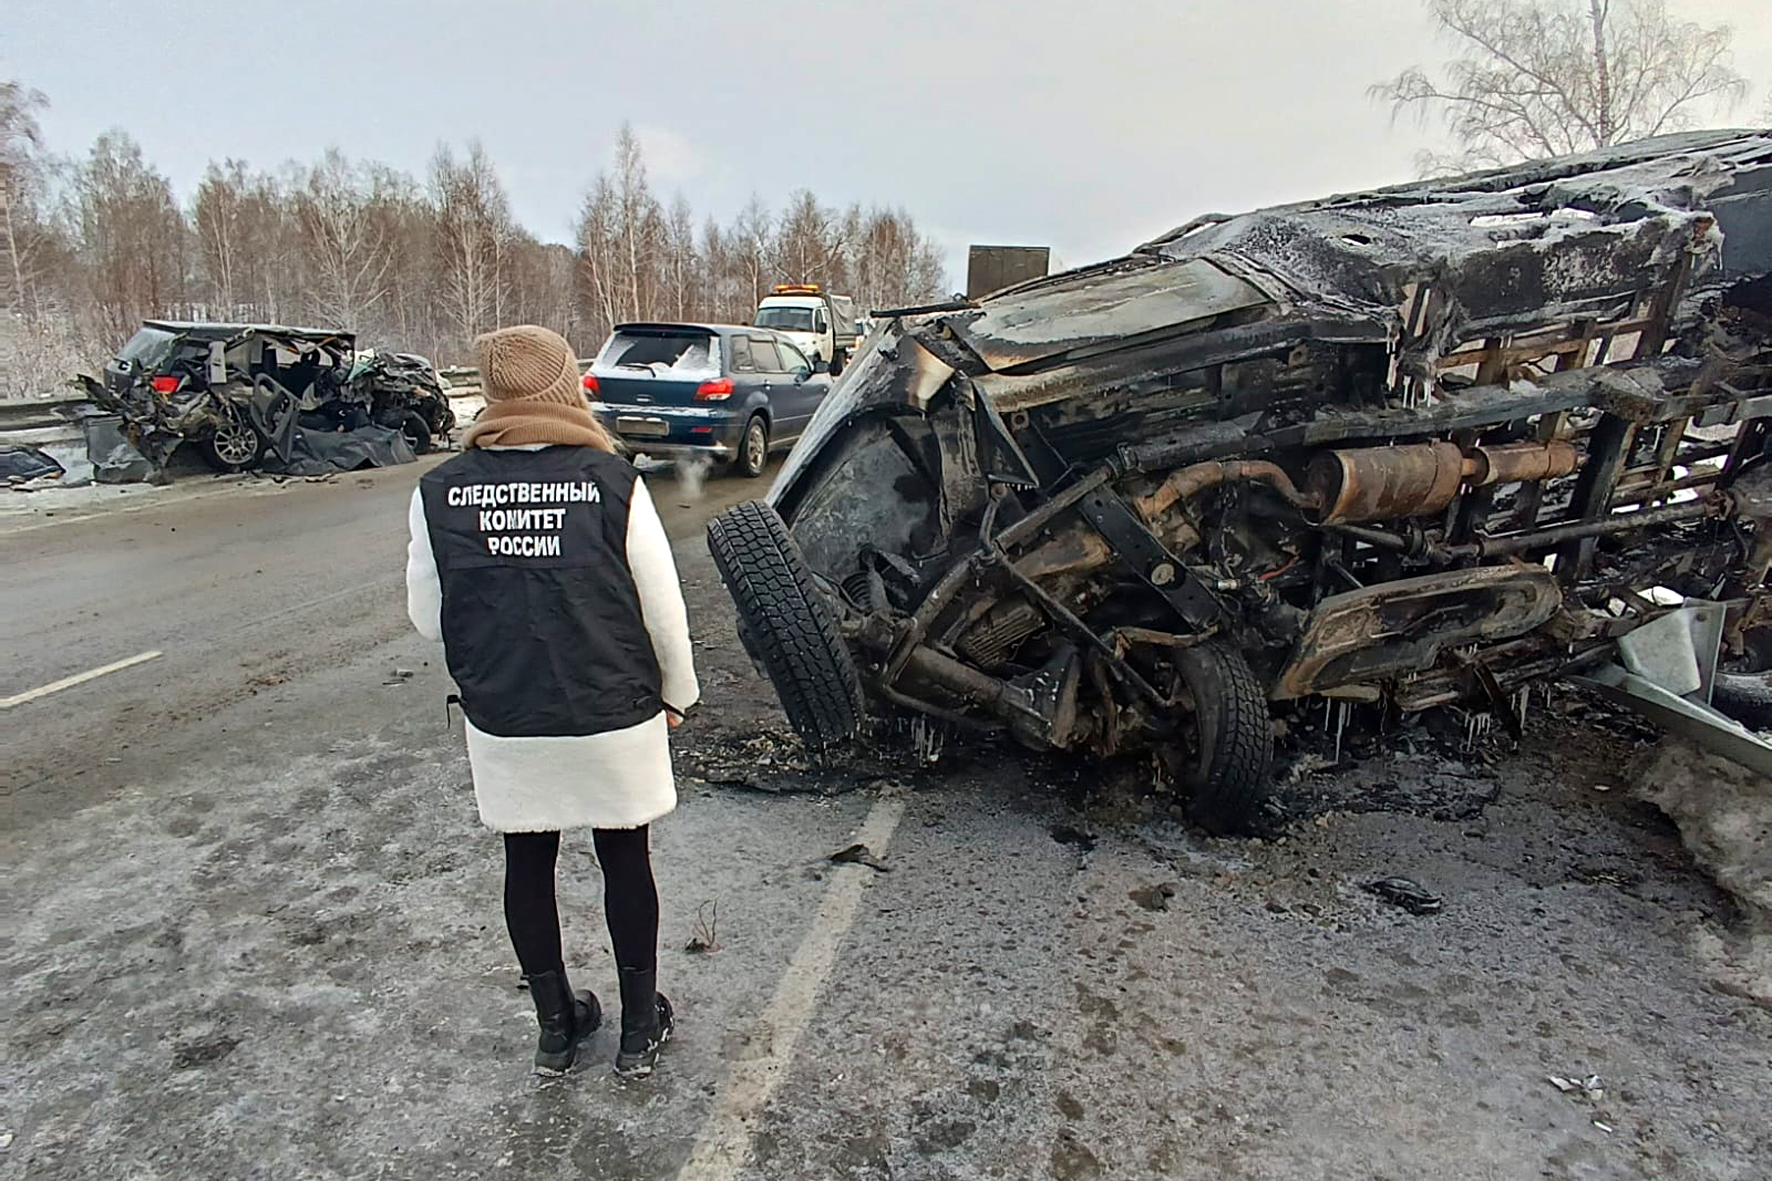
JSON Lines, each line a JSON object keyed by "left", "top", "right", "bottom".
{"left": 1, "top": 649, "right": 164, "bottom": 710}
{"left": 677, "top": 790, "right": 909, "bottom": 1180}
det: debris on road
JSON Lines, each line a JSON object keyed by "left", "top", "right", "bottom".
{"left": 0, "top": 445, "right": 65, "bottom": 487}
{"left": 1634, "top": 738, "right": 1772, "bottom": 1008}
{"left": 1048, "top": 825, "right": 1097, "bottom": 852}
{"left": 684, "top": 900, "right": 721, "bottom": 954}
{"left": 172, "top": 1035, "right": 239, "bottom": 1070}
{"left": 1128, "top": 882, "right": 1178, "bottom": 912}
{"left": 829, "top": 842, "right": 891, "bottom": 872}
{"left": 1547, "top": 1074, "right": 1606, "bottom": 1103}
{"left": 82, "top": 415, "right": 160, "bottom": 484}
{"left": 1364, "top": 876, "right": 1443, "bottom": 915}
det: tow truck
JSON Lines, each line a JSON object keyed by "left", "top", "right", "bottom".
{"left": 753, "top": 285, "right": 859, "bottom": 375}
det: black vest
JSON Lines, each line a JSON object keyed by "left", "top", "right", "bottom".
{"left": 419, "top": 447, "right": 662, "bottom": 738}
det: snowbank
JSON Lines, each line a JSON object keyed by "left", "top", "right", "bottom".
{"left": 1636, "top": 739, "right": 1772, "bottom": 1007}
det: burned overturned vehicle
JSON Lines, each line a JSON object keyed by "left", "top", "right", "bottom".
{"left": 709, "top": 130, "right": 1772, "bottom": 833}
{"left": 79, "top": 322, "right": 453, "bottom": 474}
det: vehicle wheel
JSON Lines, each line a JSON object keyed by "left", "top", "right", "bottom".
{"left": 829, "top": 350, "right": 847, "bottom": 377}
{"left": 736, "top": 415, "right": 768, "bottom": 479}
{"left": 706, "top": 499, "right": 867, "bottom": 747}
{"left": 399, "top": 411, "right": 432, "bottom": 456}
{"left": 197, "top": 405, "right": 267, "bottom": 472}
{"left": 1713, "top": 671, "right": 1772, "bottom": 730}
{"left": 1172, "top": 640, "right": 1274, "bottom": 835}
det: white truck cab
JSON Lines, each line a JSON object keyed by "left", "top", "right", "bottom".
{"left": 753, "top": 285, "right": 859, "bottom": 375}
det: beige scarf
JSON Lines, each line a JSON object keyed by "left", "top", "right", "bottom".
{"left": 464, "top": 398, "right": 618, "bottom": 452}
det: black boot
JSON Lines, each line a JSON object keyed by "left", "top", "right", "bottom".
{"left": 614, "top": 967, "right": 673, "bottom": 1079}
{"left": 526, "top": 969, "right": 601, "bottom": 1075}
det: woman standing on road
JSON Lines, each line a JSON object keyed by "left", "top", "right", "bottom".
{"left": 404, "top": 325, "right": 697, "bottom": 1078}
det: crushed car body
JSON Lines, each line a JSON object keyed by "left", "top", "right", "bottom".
{"left": 77, "top": 322, "right": 453, "bottom": 475}
{"left": 709, "top": 129, "right": 1772, "bottom": 832}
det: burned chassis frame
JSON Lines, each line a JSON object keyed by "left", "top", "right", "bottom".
{"left": 850, "top": 325, "right": 1769, "bottom": 738}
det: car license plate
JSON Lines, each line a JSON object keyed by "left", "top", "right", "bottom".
{"left": 616, "top": 416, "right": 669, "bottom": 438}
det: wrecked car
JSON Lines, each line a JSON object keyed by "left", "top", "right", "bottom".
{"left": 80, "top": 322, "right": 451, "bottom": 473}
{"left": 709, "top": 129, "right": 1772, "bottom": 833}
{"left": 347, "top": 350, "right": 455, "bottom": 453}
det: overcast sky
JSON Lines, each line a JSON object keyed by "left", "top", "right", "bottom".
{"left": 6, "top": 0, "right": 1769, "bottom": 285}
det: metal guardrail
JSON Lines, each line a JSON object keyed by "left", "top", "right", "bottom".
{"left": 0, "top": 392, "right": 88, "bottom": 432}
{"left": 438, "top": 358, "right": 595, "bottom": 388}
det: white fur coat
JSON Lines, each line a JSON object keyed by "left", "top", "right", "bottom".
{"left": 405, "top": 453, "right": 698, "bottom": 831}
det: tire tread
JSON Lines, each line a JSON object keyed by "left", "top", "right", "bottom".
{"left": 1178, "top": 640, "right": 1274, "bottom": 835}
{"left": 706, "top": 500, "right": 866, "bottom": 746}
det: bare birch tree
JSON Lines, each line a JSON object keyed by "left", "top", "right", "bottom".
{"left": 775, "top": 190, "right": 844, "bottom": 286}
{"left": 1374, "top": 0, "right": 1748, "bottom": 170}
{"left": 292, "top": 149, "right": 391, "bottom": 329}
{"left": 730, "top": 195, "right": 776, "bottom": 316}
{"left": 662, "top": 193, "right": 697, "bottom": 321}
{"left": 611, "top": 124, "right": 662, "bottom": 321}
{"left": 192, "top": 159, "right": 293, "bottom": 321}
{"left": 0, "top": 80, "right": 48, "bottom": 320}
{"left": 72, "top": 131, "right": 191, "bottom": 340}
{"left": 430, "top": 140, "right": 516, "bottom": 354}
{"left": 575, "top": 175, "right": 622, "bottom": 340}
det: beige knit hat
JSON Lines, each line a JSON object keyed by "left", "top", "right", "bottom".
{"left": 474, "top": 325, "right": 583, "bottom": 409}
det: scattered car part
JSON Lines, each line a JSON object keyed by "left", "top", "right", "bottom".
{"left": 828, "top": 843, "right": 891, "bottom": 872}
{"left": 1571, "top": 661, "right": 1772, "bottom": 777}
{"left": 0, "top": 446, "right": 64, "bottom": 486}
{"left": 1365, "top": 877, "right": 1444, "bottom": 915}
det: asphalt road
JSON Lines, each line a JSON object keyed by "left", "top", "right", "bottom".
{"left": 2, "top": 461, "right": 1768, "bottom": 1181}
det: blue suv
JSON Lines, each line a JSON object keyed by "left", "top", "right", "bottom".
{"left": 584, "top": 323, "right": 833, "bottom": 478}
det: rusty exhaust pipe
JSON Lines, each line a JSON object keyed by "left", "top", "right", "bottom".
{"left": 1133, "top": 460, "right": 1319, "bottom": 521}
{"left": 1466, "top": 440, "right": 1578, "bottom": 487}
{"left": 1306, "top": 440, "right": 1578, "bottom": 525}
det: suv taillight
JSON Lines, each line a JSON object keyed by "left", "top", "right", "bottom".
{"left": 696, "top": 378, "right": 734, "bottom": 401}
{"left": 581, "top": 373, "right": 599, "bottom": 395}
{"left": 150, "top": 376, "right": 180, "bottom": 395}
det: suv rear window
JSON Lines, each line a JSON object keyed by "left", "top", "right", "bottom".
{"left": 115, "top": 327, "right": 180, "bottom": 370}
{"left": 594, "top": 331, "right": 719, "bottom": 379}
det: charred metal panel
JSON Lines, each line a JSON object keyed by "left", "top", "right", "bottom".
{"left": 786, "top": 418, "right": 942, "bottom": 587}
{"left": 1273, "top": 567, "right": 1563, "bottom": 699}
{"left": 939, "top": 259, "right": 1270, "bottom": 373}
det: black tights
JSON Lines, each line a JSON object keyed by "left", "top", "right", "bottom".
{"left": 502, "top": 828, "right": 658, "bottom": 979}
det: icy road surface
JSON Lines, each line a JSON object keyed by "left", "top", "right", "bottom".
{"left": 2, "top": 457, "right": 1767, "bottom": 1181}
